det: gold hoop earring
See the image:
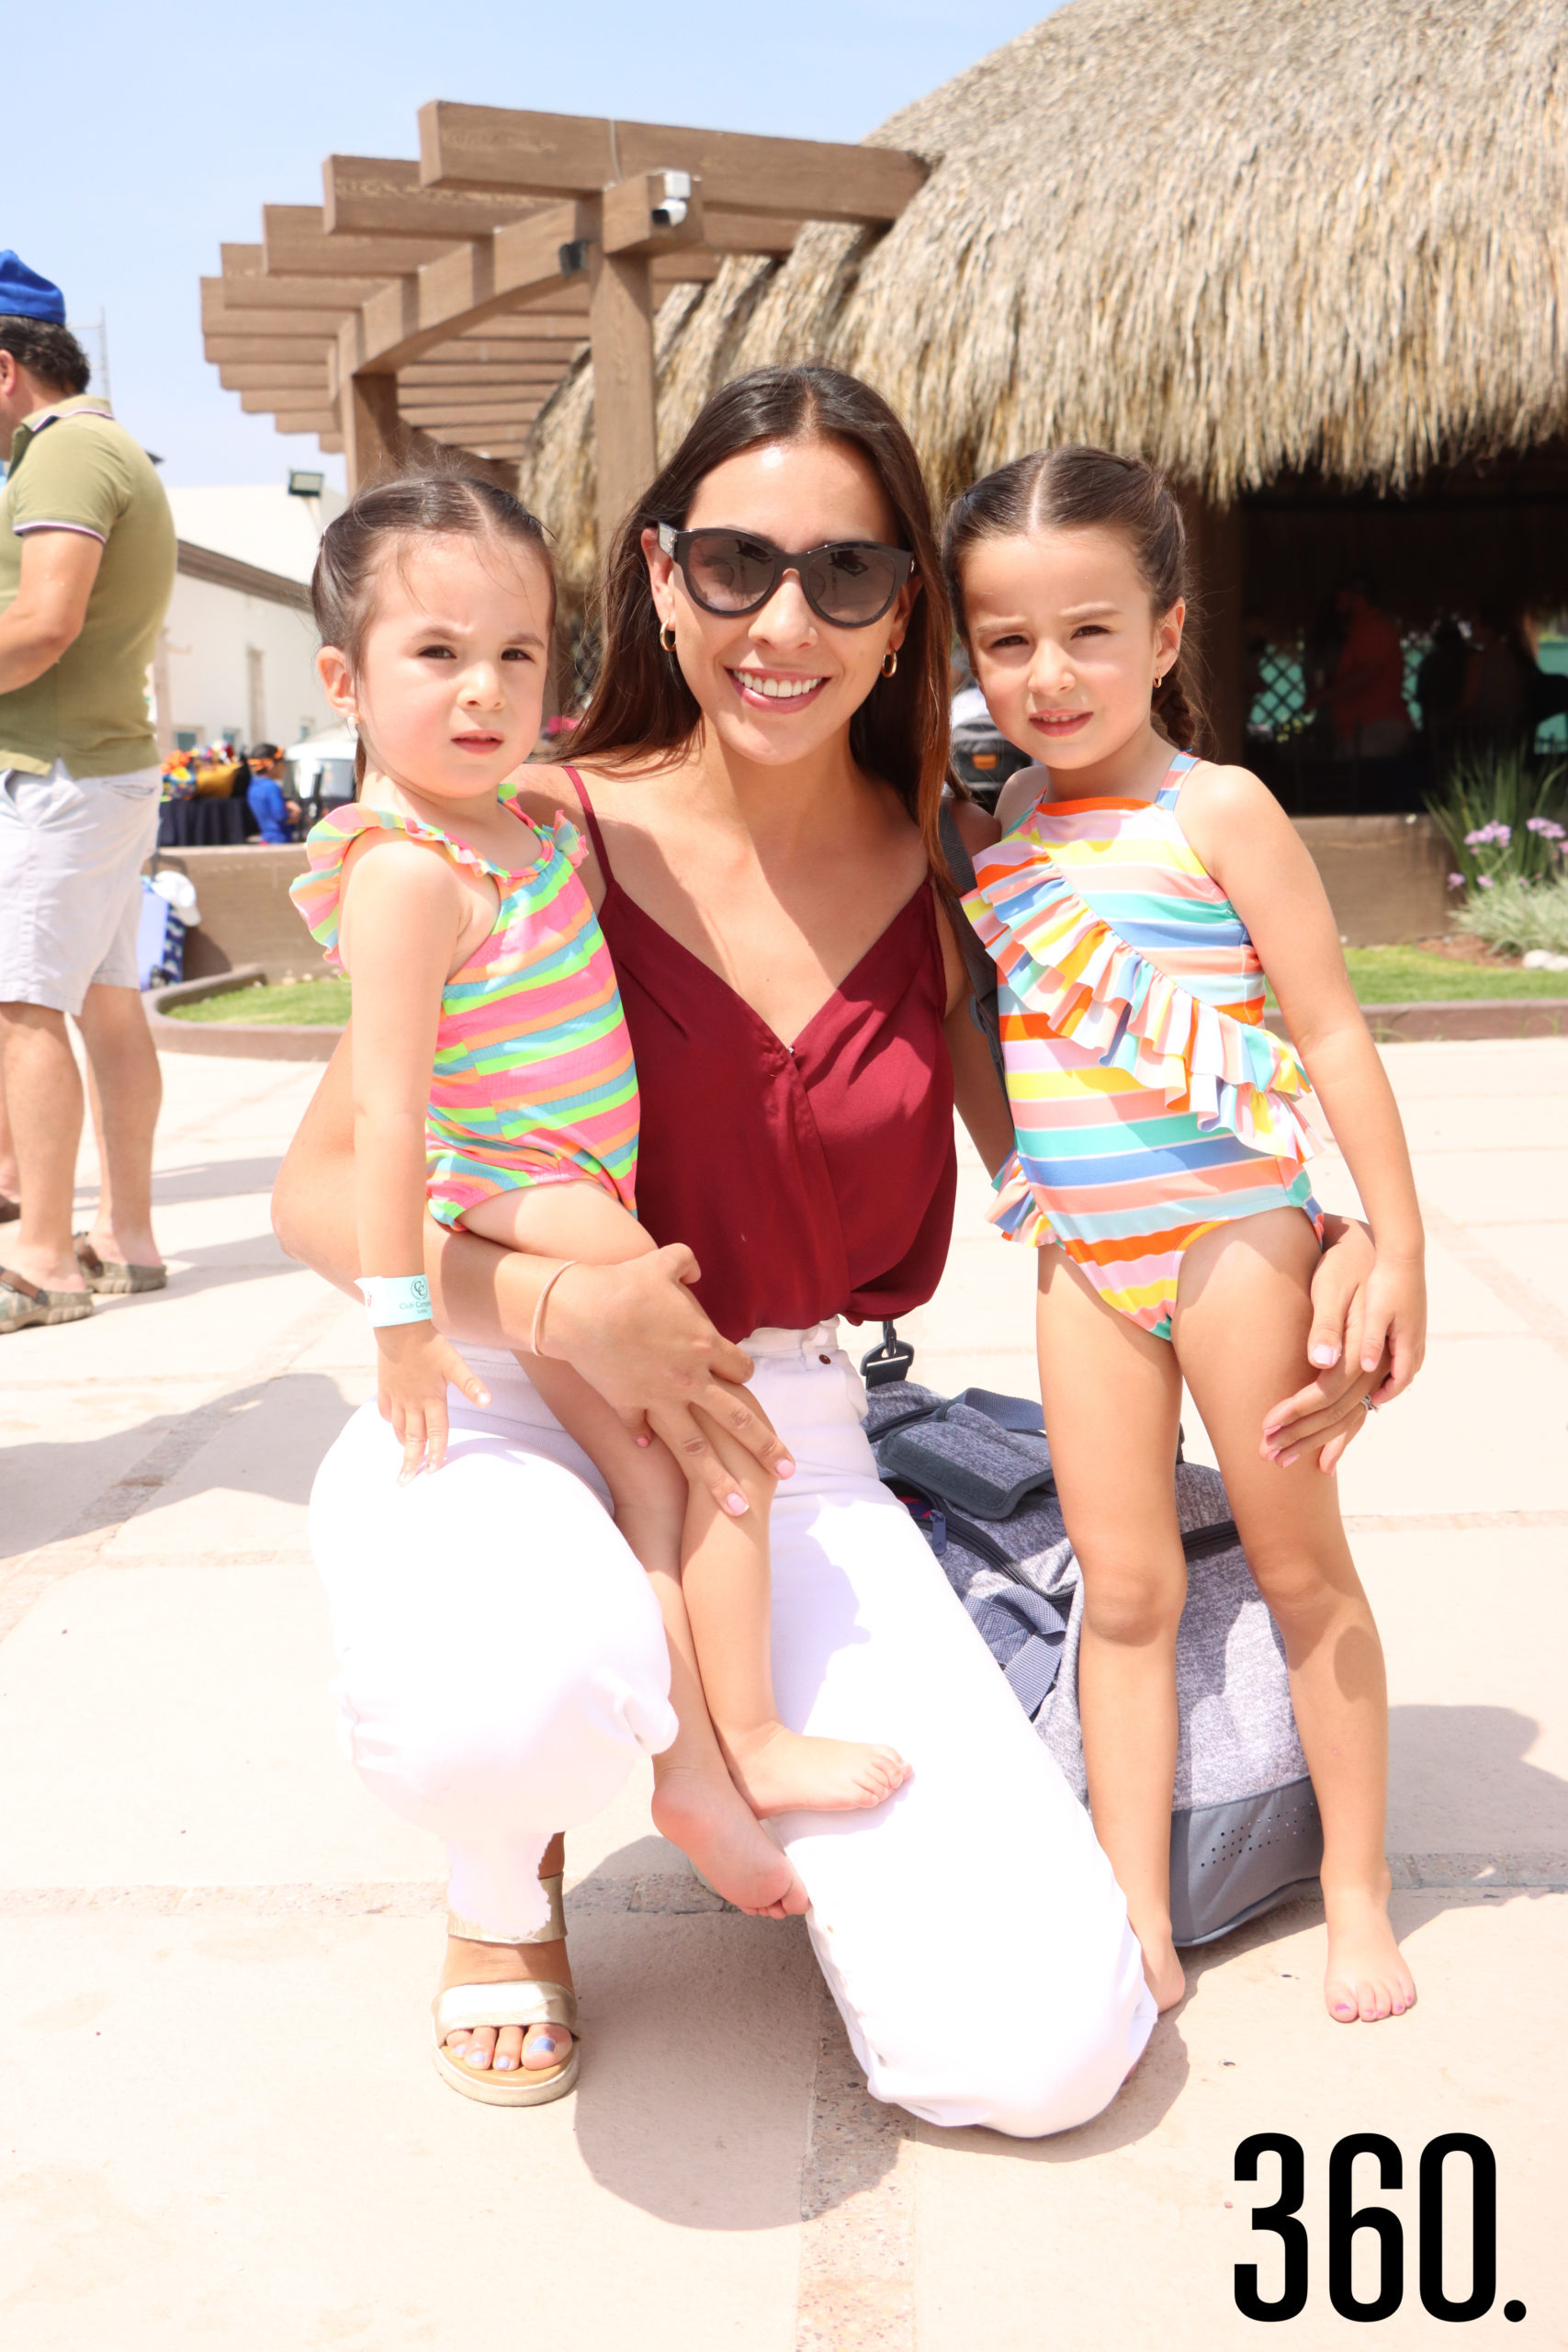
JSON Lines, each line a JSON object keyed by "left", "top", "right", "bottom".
{"left": 881, "top": 648, "right": 898, "bottom": 679}
{"left": 659, "top": 622, "right": 677, "bottom": 653}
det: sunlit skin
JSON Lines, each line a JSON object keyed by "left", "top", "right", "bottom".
{"left": 963, "top": 522, "right": 1184, "bottom": 803}
{"left": 959, "top": 521, "right": 1424, "bottom": 2026}
{"left": 272, "top": 455, "right": 1392, "bottom": 2086}
{"left": 317, "top": 530, "right": 555, "bottom": 838}
{"left": 316, "top": 509, "right": 913, "bottom": 2082}
{"left": 642, "top": 436, "right": 918, "bottom": 811}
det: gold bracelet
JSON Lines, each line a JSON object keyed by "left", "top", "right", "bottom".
{"left": 529, "top": 1260, "right": 580, "bottom": 1359}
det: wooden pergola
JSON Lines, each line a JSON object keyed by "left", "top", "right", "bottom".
{"left": 204, "top": 103, "right": 926, "bottom": 547}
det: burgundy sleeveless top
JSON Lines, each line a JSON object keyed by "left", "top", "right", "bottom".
{"left": 570, "top": 774, "right": 956, "bottom": 1342}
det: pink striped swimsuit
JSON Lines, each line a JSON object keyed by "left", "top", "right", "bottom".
{"left": 290, "top": 785, "right": 638, "bottom": 1230}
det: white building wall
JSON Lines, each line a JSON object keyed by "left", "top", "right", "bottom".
{"left": 159, "top": 571, "right": 333, "bottom": 751}
{"left": 164, "top": 485, "right": 346, "bottom": 586}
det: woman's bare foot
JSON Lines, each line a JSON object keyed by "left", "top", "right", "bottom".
{"left": 439, "top": 1835, "right": 573, "bottom": 2079}
{"left": 1138, "top": 1931, "right": 1187, "bottom": 2012}
{"left": 724, "top": 1724, "right": 911, "bottom": 1819}
{"left": 651, "top": 1760, "right": 810, "bottom": 1917}
{"left": 1323, "top": 1883, "right": 1416, "bottom": 2022}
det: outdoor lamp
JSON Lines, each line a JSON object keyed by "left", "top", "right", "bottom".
{"left": 288, "top": 469, "right": 326, "bottom": 498}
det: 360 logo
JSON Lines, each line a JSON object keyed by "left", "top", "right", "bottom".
{"left": 1234, "top": 2133, "right": 1524, "bottom": 2324}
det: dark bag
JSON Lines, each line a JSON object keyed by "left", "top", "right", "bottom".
{"left": 863, "top": 1344, "right": 1324, "bottom": 1947}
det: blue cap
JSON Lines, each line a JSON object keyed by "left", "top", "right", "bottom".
{"left": 0, "top": 252, "right": 66, "bottom": 325}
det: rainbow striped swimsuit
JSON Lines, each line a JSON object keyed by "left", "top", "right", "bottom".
{"left": 290, "top": 786, "right": 638, "bottom": 1231}
{"left": 963, "top": 754, "right": 1324, "bottom": 1340}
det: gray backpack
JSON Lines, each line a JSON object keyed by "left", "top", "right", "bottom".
{"left": 863, "top": 1349, "right": 1324, "bottom": 1946}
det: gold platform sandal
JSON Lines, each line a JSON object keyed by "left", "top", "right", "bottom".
{"left": 432, "top": 1871, "right": 580, "bottom": 2108}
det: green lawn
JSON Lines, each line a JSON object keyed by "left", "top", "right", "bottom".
{"left": 173, "top": 947, "right": 1564, "bottom": 1029}
{"left": 166, "top": 978, "right": 352, "bottom": 1026}
{"left": 1337, "top": 949, "right": 1564, "bottom": 1002}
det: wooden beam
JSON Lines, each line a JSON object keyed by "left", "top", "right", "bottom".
{"left": 343, "top": 372, "right": 403, "bottom": 491}
{"left": 219, "top": 362, "right": 332, "bottom": 391}
{"left": 400, "top": 401, "right": 547, "bottom": 429}
{"left": 420, "top": 101, "right": 927, "bottom": 225}
{"left": 400, "top": 353, "right": 582, "bottom": 379}
{"left": 242, "top": 390, "right": 340, "bottom": 419}
{"left": 205, "top": 335, "right": 340, "bottom": 366}
{"left": 344, "top": 199, "right": 594, "bottom": 374}
{"left": 325, "top": 154, "right": 541, "bottom": 240}
{"left": 201, "top": 285, "right": 341, "bottom": 341}
{"left": 262, "top": 204, "right": 455, "bottom": 278}
{"left": 453, "top": 305, "right": 591, "bottom": 335}
{"left": 270, "top": 409, "right": 341, "bottom": 435}
{"left": 222, "top": 272, "right": 388, "bottom": 314}
{"left": 398, "top": 378, "right": 562, "bottom": 406}
{"left": 701, "top": 212, "right": 801, "bottom": 256}
{"left": 602, "top": 172, "right": 705, "bottom": 261}
{"left": 588, "top": 244, "right": 656, "bottom": 553}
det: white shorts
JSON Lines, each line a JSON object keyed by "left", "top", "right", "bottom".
{"left": 0, "top": 760, "right": 163, "bottom": 1015}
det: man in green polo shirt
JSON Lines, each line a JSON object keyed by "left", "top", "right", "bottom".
{"left": 0, "top": 253, "right": 176, "bottom": 1334}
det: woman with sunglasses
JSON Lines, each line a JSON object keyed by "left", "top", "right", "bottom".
{"left": 274, "top": 367, "right": 1380, "bottom": 2129}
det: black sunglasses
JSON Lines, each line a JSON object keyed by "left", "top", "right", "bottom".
{"left": 657, "top": 524, "right": 915, "bottom": 628}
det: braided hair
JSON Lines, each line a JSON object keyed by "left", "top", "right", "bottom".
{"left": 942, "top": 447, "right": 1208, "bottom": 756}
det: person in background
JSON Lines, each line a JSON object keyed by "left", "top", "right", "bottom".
{"left": 1415, "top": 616, "right": 1469, "bottom": 781}
{"left": 0, "top": 252, "right": 176, "bottom": 1334}
{"left": 1460, "top": 610, "right": 1536, "bottom": 759}
{"left": 1319, "top": 578, "right": 1414, "bottom": 761}
{"left": 245, "top": 742, "right": 301, "bottom": 842}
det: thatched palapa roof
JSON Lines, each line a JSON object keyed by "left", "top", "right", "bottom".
{"left": 521, "top": 0, "right": 1568, "bottom": 579}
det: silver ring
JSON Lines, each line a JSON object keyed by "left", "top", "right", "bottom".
{"left": 1362, "top": 1396, "right": 1378, "bottom": 1417}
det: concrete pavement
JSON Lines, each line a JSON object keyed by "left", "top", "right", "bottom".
{"left": 1, "top": 1040, "right": 1563, "bottom": 2348}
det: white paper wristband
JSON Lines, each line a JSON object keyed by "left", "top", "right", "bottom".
{"left": 356, "top": 1274, "right": 433, "bottom": 1328}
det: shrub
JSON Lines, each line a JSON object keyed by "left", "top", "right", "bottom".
{"left": 1427, "top": 751, "right": 1567, "bottom": 893}
{"left": 1454, "top": 873, "right": 1568, "bottom": 957}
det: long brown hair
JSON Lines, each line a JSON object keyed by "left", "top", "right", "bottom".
{"left": 311, "top": 460, "right": 554, "bottom": 786}
{"left": 561, "top": 367, "right": 953, "bottom": 875}
{"left": 942, "top": 447, "right": 1208, "bottom": 755}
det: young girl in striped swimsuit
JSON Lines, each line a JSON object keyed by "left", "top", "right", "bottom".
{"left": 290, "top": 477, "right": 908, "bottom": 1987}
{"left": 946, "top": 449, "right": 1425, "bottom": 2026}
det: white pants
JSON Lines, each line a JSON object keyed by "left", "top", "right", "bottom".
{"left": 310, "top": 1322, "right": 1156, "bottom": 2136}
{"left": 0, "top": 760, "right": 162, "bottom": 1013}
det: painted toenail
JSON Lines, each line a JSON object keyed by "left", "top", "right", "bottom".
{"left": 465, "top": 2048, "right": 490, "bottom": 2065}
{"left": 533, "top": 2035, "right": 557, "bottom": 2055}
{"left": 493, "top": 2055, "right": 514, "bottom": 2069}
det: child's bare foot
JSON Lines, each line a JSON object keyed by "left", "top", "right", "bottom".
{"left": 1138, "top": 1932, "right": 1187, "bottom": 2012}
{"left": 725, "top": 1724, "right": 910, "bottom": 1818}
{"left": 651, "top": 1761, "right": 810, "bottom": 1917}
{"left": 1323, "top": 1884, "right": 1416, "bottom": 2022}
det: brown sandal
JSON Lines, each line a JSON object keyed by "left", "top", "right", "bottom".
{"left": 73, "top": 1235, "right": 167, "bottom": 1295}
{"left": 0, "top": 1267, "right": 94, "bottom": 1334}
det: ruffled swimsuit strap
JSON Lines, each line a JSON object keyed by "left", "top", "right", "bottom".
{"left": 963, "top": 824, "right": 1325, "bottom": 1165}
{"left": 290, "top": 793, "right": 583, "bottom": 971}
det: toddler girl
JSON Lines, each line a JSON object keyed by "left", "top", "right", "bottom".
{"left": 946, "top": 448, "right": 1423, "bottom": 2023}
{"left": 290, "top": 469, "right": 909, "bottom": 1854}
